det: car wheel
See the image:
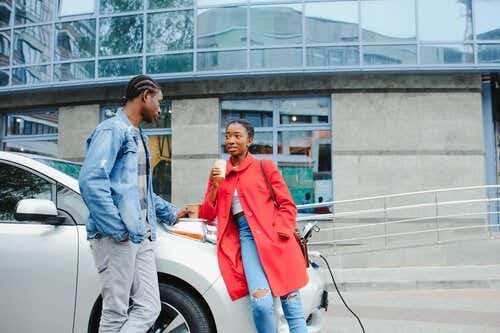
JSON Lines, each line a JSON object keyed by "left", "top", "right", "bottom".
{"left": 152, "top": 282, "right": 215, "bottom": 333}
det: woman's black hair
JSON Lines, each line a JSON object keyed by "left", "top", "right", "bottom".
{"left": 226, "top": 119, "right": 255, "bottom": 139}
{"left": 121, "top": 75, "right": 160, "bottom": 106}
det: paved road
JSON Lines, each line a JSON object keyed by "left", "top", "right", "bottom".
{"left": 322, "top": 289, "right": 500, "bottom": 332}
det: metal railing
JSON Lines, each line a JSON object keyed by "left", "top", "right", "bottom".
{"left": 296, "top": 185, "right": 500, "bottom": 255}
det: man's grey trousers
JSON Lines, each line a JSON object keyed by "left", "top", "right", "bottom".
{"left": 89, "top": 237, "right": 161, "bottom": 333}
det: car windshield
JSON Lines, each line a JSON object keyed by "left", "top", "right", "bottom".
{"left": 34, "top": 158, "right": 82, "bottom": 179}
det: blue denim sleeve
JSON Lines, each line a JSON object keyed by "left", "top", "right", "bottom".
{"left": 79, "top": 127, "right": 128, "bottom": 240}
{"left": 153, "top": 192, "right": 179, "bottom": 226}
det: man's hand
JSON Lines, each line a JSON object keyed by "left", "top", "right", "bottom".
{"left": 175, "top": 207, "right": 189, "bottom": 223}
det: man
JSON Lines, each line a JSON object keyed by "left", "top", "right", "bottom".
{"left": 79, "top": 75, "right": 186, "bottom": 332}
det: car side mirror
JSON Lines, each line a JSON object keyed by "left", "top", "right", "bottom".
{"left": 15, "top": 199, "right": 66, "bottom": 225}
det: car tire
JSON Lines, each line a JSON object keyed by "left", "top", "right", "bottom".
{"left": 154, "top": 282, "right": 215, "bottom": 333}
{"left": 88, "top": 283, "right": 215, "bottom": 333}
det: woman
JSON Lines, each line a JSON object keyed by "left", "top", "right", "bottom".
{"left": 199, "top": 119, "right": 309, "bottom": 333}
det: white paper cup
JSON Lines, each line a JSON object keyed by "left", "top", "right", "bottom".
{"left": 213, "top": 159, "right": 226, "bottom": 180}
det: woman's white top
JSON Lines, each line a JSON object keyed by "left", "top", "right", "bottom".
{"left": 231, "top": 189, "right": 244, "bottom": 215}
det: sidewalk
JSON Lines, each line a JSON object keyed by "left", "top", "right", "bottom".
{"left": 320, "top": 264, "right": 500, "bottom": 291}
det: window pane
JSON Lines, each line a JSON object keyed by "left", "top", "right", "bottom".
{"left": 54, "top": 61, "right": 95, "bottom": 81}
{"left": 99, "top": 15, "right": 143, "bottom": 56}
{"left": 98, "top": 57, "right": 142, "bottom": 78}
{"left": 101, "top": 104, "right": 172, "bottom": 128}
{"left": 56, "top": 20, "right": 96, "bottom": 60}
{"left": 221, "top": 131, "right": 273, "bottom": 155}
{"left": 0, "top": 0, "right": 12, "bottom": 28}
{"left": 39, "top": 160, "right": 81, "bottom": 179}
{"left": 147, "top": 11, "right": 194, "bottom": 53}
{"left": 199, "top": 0, "right": 246, "bottom": 6}
{"left": 15, "top": 0, "right": 55, "bottom": 25}
{"left": 147, "top": 53, "right": 193, "bottom": 74}
{"left": 418, "top": 0, "right": 472, "bottom": 41}
{"left": 149, "top": 0, "right": 193, "bottom": 9}
{"left": 306, "top": 46, "right": 359, "bottom": 67}
{"left": 475, "top": 0, "right": 500, "bottom": 40}
{"left": 221, "top": 99, "right": 274, "bottom": 128}
{"left": 12, "top": 65, "right": 50, "bottom": 85}
{"left": 13, "top": 25, "right": 52, "bottom": 65}
{"left": 278, "top": 130, "right": 332, "bottom": 206}
{"left": 5, "top": 111, "right": 58, "bottom": 136}
{"left": 149, "top": 135, "right": 172, "bottom": 201}
{"left": 100, "top": 0, "right": 143, "bottom": 13}
{"left": 250, "top": 48, "right": 302, "bottom": 69}
{"left": 57, "top": 185, "right": 88, "bottom": 224}
{"left": 279, "top": 98, "right": 330, "bottom": 125}
{"left": 478, "top": 44, "right": 500, "bottom": 64}
{"left": 361, "top": 0, "right": 415, "bottom": 42}
{"left": 197, "top": 50, "right": 246, "bottom": 71}
{"left": 0, "top": 163, "right": 53, "bottom": 222}
{"left": 4, "top": 140, "right": 58, "bottom": 157}
{"left": 363, "top": 45, "right": 417, "bottom": 65}
{"left": 59, "top": 0, "right": 95, "bottom": 16}
{"left": 420, "top": 44, "right": 473, "bottom": 65}
{"left": 0, "top": 69, "right": 8, "bottom": 86}
{"left": 197, "top": 7, "right": 247, "bottom": 49}
{"left": 250, "top": 4, "right": 302, "bottom": 46}
{"left": 0, "top": 31, "right": 10, "bottom": 67}
{"left": 305, "top": 1, "right": 359, "bottom": 43}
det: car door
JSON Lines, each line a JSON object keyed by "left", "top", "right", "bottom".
{"left": 0, "top": 161, "right": 78, "bottom": 333}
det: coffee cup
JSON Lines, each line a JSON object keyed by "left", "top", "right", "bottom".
{"left": 213, "top": 159, "right": 226, "bottom": 180}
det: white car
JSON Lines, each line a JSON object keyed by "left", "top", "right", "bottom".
{"left": 0, "top": 151, "right": 329, "bottom": 333}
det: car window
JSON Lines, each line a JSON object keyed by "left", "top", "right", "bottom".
{"left": 57, "top": 184, "right": 89, "bottom": 225}
{"left": 34, "top": 158, "right": 82, "bottom": 179}
{"left": 0, "top": 162, "right": 54, "bottom": 223}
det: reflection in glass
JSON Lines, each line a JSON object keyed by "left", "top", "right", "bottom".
{"left": 12, "top": 65, "right": 50, "bottom": 85}
{"left": 197, "top": 7, "right": 247, "bottom": 49}
{"left": 199, "top": 0, "right": 246, "bottom": 5}
{"left": 363, "top": 45, "right": 417, "bottom": 65}
{"left": 221, "top": 99, "right": 274, "bottom": 128}
{"left": 147, "top": 53, "right": 193, "bottom": 74}
{"left": 57, "top": 185, "right": 88, "bottom": 223}
{"left": 0, "top": 0, "right": 12, "bottom": 28}
{"left": 15, "top": 0, "right": 54, "bottom": 25}
{"left": 149, "top": 0, "right": 193, "bottom": 9}
{"left": 98, "top": 57, "right": 142, "bottom": 78}
{"left": 99, "top": 15, "right": 143, "bottom": 56}
{"left": 305, "top": 1, "right": 359, "bottom": 43}
{"left": 3, "top": 140, "right": 58, "bottom": 157}
{"left": 197, "top": 50, "right": 246, "bottom": 71}
{"left": 418, "top": 0, "right": 472, "bottom": 41}
{"left": 0, "top": 31, "right": 10, "bottom": 67}
{"left": 13, "top": 25, "right": 52, "bottom": 65}
{"left": 478, "top": 44, "right": 500, "bottom": 63}
{"left": 56, "top": 20, "right": 96, "bottom": 60}
{"left": 279, "top": 98, "right": 330, "bottom": 125}
{"left": 100, "top": 0, "right": 143, "bottom": 13}
{"left": 250, "top": 4, "right": 302, "bottom": 46}
{"left": 0, "top": 164, "right": 53, "bottom": 221}
{"left": 307, "top": 46, "right": 359, "bottom": 67}
{"left": 54, "top": 61, "right": 95, "bottom": 81}
{"left": 149, "top": 135, "right": 172, "bottom": 201}
{"left": 147, "top": 11, "right": 193, "bottom": 53}
{"left": 59, "top": 0, "right": 94, "bottom": 16}
{"left": 0, "top": 69, "right": 8, "bottom": 86}
{"left": 475, "top": 0, "right": 500, "bottom": 40}
{"left": 420, "top": 44, "right": 473, "bottom": 64}
{"left": 361, "top": 0, "right": 415, "bottom": 42}
{"left": 278, "top": 130, "right": 332, "bottom": 205}
{"left": 221, "top": 131, "right": 273, "bottom": 155}
{"left": 251, "top": 48, "right": 302, "bottom": 69}
{"left": 6, "top": 110, "right": 58, "bottom": 135}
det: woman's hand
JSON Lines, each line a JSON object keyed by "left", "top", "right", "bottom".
{"left": 209, "top": 167, "right": 223, "bottom": 204}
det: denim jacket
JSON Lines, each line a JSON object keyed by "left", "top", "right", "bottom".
{"left": 79, "top": 110, "right": 178, "bottom": 243}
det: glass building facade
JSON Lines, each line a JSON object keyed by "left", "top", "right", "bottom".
{"left": 0, "top": 0, "right": 499, "bottom": 91}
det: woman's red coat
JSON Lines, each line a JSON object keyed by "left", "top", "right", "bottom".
{"left": 199, "top": 153, "right": 309, "bottom": 301}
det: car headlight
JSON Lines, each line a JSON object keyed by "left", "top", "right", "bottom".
{"left": 165, "top": 218, "right": 217, "bottom": 244}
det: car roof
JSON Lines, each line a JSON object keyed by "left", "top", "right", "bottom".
{"left": 0, "top": 151, "right": 80, "bottom": 193}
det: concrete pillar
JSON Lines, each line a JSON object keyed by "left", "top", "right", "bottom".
{"left": 171, "top": 98, "right": 219, "bottom": 208}
{"left": 58, "top": 104, "right": 100, "bottom": 161}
